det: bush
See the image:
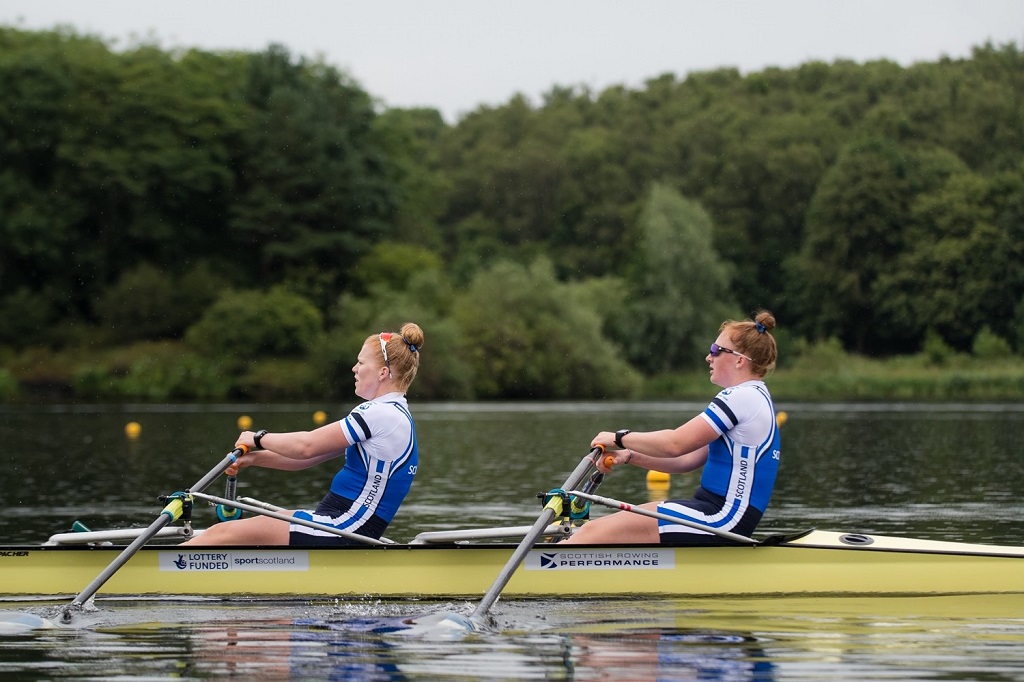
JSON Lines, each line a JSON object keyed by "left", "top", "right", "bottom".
{"left": 185, "top": 288, "right": 324, "bottom": 360}
{"left": 116, "top": 354, "right": 234, "bottom": 400}
{"left": 0, "top": 368, "right": 18, "bottom": 401}
{"left": 72, "top": 349, "right": 234, "bottom": 401}
{"left": 93, "top": 264, "right": 179, "bottom": 341}
{"left": 94, "top": 263, "right": 230, "bottom": 342}
{"left": 236, "top": 357, "right": 321, "bottom": 401}
{"left": 923, "top": 330, "right": 956, "bottom": 366}
{"left": 972, "top": 326, "right": 1012, "bottom": 358}
{"left": 789, "top": 337, "right": 848, "bottom": 372}
{"left": 320, "top": 269, "right": 474, "bottom": 401}
{"left": 452, "top": 258, "right": 641, "bottom": 399}
{"left": 0, "top": 288, "right": 55, "bottom": 348}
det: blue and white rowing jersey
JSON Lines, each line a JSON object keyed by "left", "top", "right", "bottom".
{"left": 333, "top": 392, "right": 418, "bottom": 524}
{"left": 290, "top": 393, "right": 418, "bottom": 544}
{"left": 659, "top": 380, "right": 780, "bottom": 541}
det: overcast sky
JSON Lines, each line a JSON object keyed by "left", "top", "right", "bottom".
{"left": 3, "top": 1, "right": 1022, "bottom": 122}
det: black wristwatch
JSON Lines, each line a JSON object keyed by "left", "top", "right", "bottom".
{"left": 253, "top": 429, "right": 268, "bottom": 450}
{"left": 614, "top": 429, "right": 631, "bottom": 449}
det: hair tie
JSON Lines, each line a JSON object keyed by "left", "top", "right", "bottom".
{"left": 402, "top": 336, "right": 418, "bottom": 353}
{"left": 755, "top": 322, "right": 766, "bottom": 334}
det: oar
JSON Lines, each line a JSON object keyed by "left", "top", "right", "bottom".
{"left": 58, "top": 445, "right": 248, "bottom": 623}
{"left": 467, "top": 446, "right": 607, "bottom": 623}
{"left": 566, "top": 489, "right": 757, "bottom": 544}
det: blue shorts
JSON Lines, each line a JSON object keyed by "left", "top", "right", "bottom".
{"left": 289, "top": 492, "right": 388, "bottom": 547}
{"left": 657, "top": 487, "right": 762, "bottom": 546}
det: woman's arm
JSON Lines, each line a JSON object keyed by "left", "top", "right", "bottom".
{"left": 233, "top": 423, "right": 350, "bottom": 472}
{"left": 240, "top": 423, "right": 349, "bottom": 459}
{"left": 234, "top": 448, "right": 343, "bottom": 473}
{"left": 627, "top": 443, "right": 709, "bottom": 474}
{"left": 594, "top": 414, "right": 719, "bottom": 472}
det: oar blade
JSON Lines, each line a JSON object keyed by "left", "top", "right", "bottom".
{"left": 402, "top": 611, "right": 491, "bottom": 635}
{"left": 0, "top": 611, "right": 56, "bottom": 634}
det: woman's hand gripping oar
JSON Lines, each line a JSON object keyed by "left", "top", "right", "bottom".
{"left": 54, "top": 445, "right": 250, "bottom": 624}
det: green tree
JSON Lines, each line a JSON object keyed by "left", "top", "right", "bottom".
{"left": 229, "top": 45, "right": 397, "bottom": 292}
{"left": 3, "top": 26, "right": 1024, "bottom": 377}
{"left": 700, "top": 110, "right": 840, "bottom": 311}
{"left": 347, "top": 242, "right": 444, "bottom": 297}
{"left": 451, "top": 258, "right": 641, "bottom": 399}
{"left": 619, "top": 184, "right": 739, "bottom": 374}
{"left": 874, "top": 168, "right": 1024, "bottom": 350}
{"left": 94, "top": 262, "right": 230, "bottom": 342}
{"left": 0, "top": 288, "right": 55, "bottom": 349}
{"left": 0, "top": 29, "right": 248, "bottom": 340}
{"left": 786, "top": 139, "right": 966, "bottom": 352}
{"left": 322, "top": 268, "right": 471, "bottom": 401}
{"left": 373, "top": 107, "right": 451, "bottom": 250}
{"left": 185, "top": 287, "right": 324, "bottom": 360}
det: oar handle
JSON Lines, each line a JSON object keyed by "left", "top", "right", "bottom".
{"left": 586, "top": 443, "right": 618, "bottom": 470}
{"left": 190, "top": 446, "right": 248, "bottom": 493}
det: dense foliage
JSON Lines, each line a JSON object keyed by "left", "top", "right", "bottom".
{"left": 1, "top": 26, "right": 1022, "bottom": 401}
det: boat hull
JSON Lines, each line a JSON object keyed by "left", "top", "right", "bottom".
{"left": 2, "top": 531, "right": 1022, "bottom": 600}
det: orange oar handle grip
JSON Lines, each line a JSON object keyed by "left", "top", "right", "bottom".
{"left": 225, "top": 444, "right": 250, "bottom": 476}
{"left": 588, "top": 444, "right": 616, "bottom": 469}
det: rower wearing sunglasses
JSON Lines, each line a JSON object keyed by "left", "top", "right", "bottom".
{"left": 183, "top": 323, "right": 424, "bottom": 547}
{"left": 566, "top": 310, "right": 780, "bottom": 546}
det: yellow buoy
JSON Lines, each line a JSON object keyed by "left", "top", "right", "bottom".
{"left": 776, "top": 411, "right": 788, "bottom": 427}
{"left": 646, "top": 470, "right": 670, "bottom": 486}
{"left": 124, "top": 422, "right": 142, "bottom": 439}
{"left": 237, "top": 415, "right": 253, "bottom": 430}
{"left": 646, "top": 469, "right": 671, "bottom": 501}
{"left": 313, "top": 410, "right": 328, "bottom": 425}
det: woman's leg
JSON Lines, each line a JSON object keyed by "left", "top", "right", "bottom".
{"left": 563, "top": 502, "right": 661, "bottom": 544}
{"left": 180, "top": 512, "right": 293, "bottom": 546}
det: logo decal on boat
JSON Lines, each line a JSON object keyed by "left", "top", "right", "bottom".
{"left": 159, "top": 550, "right": 310, "bottom": 572}
{"left": 527, "top": 549, "right": 674, "bottom": 570}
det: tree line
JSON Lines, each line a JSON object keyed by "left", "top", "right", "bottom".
{"left": 1, "top": 26, "right": 1022, "bottom": 401}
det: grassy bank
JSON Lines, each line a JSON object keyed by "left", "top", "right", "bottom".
{"left": 645, "top": 351, "right": 1024, "bottom": 402}
{"left": 3, "top": 340, "right": 1023, "bottom": 403}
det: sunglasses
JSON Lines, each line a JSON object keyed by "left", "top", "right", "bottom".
{"left": 378, "top": 333, "right": 393, "bottom": 369}
{"left": 709, "top": 343, "right": 752, "bottom": 361}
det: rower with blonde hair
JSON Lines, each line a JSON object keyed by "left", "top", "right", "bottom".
{"left": 184, "top": 323, "right": 425, "bottom": 546}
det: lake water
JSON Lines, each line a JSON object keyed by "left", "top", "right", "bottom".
{"left": 1, "top": 401, "right": 1023, "bottom": 679}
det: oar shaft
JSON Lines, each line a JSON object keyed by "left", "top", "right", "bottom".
{"left": 566, "top": 490, "right": 757, "bottom": 544}
{"left": 67, "top": 513, "right": 172, "bottom": 611}
{"left": 63, "top": 447, "right": 244, "bottom": 617}
{"left": 471, "top": 448, "right": 602, "bottom": 620}
{"left": 472, "top": 508, "right": 556, "bottom": 618}
{"left": 191, "top": 462, "right": 236, "bottom": 496}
